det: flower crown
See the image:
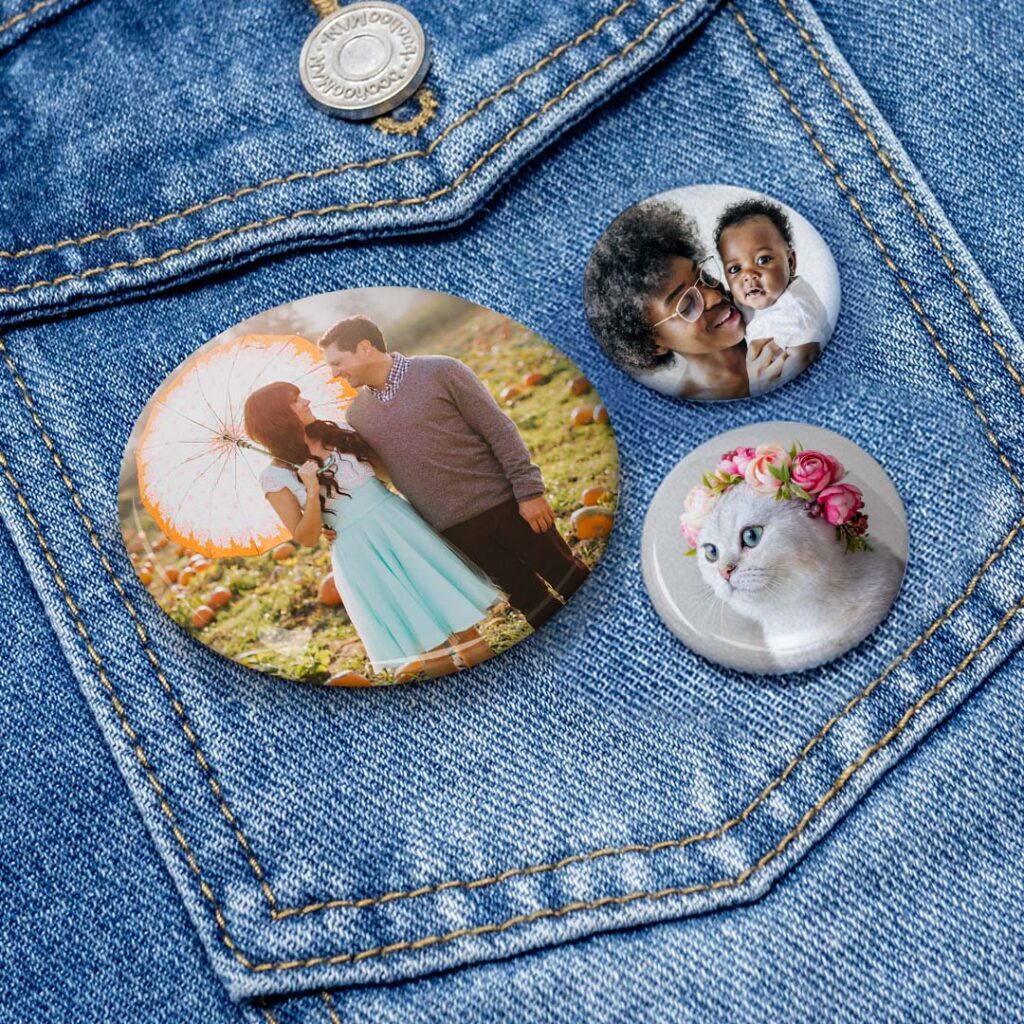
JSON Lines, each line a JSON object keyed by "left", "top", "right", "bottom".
{"left": 680, "top": 442, "right": 872, "bottom": 555}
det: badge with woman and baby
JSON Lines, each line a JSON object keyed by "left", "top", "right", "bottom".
{"left": 584, "top": 184, "right": 839, "bottom": 401}
{"left": 117, "top": 288, "right": 618, "bottom": 687}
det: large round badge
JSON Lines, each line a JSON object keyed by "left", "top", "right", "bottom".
{"left": 118, "top": 289, "right": 617, "bottom": 686}
{"left": 299, "top": 2, "right": 431, "bottom": 119}
{"left": 584, "top": 185, "right": 840, "bottom": 401}
{"left": 641, "top": 423, "right": 906, "bottom": 673}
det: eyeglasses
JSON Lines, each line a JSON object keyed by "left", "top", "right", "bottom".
{"left": 652, "top": 258, "right": 723, "bottom": 327}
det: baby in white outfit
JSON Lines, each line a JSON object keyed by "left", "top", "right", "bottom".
{"left": 715, "top": 198, "right": 831, "bottom": 354}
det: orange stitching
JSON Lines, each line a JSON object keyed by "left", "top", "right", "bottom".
{"left": 322, "top": 990, "right": 342, "bottom": 1024}
{"left": 0, "top": 0, "right": 59, "bottom": 35}
{"left": 7, "top": 310, "right": 1020, "bottom": 921}
{"left": 371, "top": 86, "right": 439, "bottom": 138}
{"left": 5, "top": 407, "right": 1022, "bottom": 970}
{"left": 0, "top": 340, "right": 281, "bottom": 913}
{"left": 775, "top": 0, "right": 1024, "bottom": 399}
{"left": 0, "top": 0, "right": 1020, "bottom": 975}
{"left": 0, "top": 0, "right": 686, "bottom": 296}
{"left": 729, "top": 2, "right": 1024, "bottom": 497}
{"left": 0, "top": 0, "right": 638, "bottom": 262}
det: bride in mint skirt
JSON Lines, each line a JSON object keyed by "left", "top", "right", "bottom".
{"left": 244, "top": 382, "right": 501, "bottom": 679}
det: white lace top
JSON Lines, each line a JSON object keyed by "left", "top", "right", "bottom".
{"left": 258, "top": 452, "right": 375, "bottom": 508}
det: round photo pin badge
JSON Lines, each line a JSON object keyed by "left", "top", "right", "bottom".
{"left": 118, "top": 289, "right": 618, "bottom": 687}
{"left": 641, "top": 423, "right": 907, "bottom": 674}
{"left": 584, "top": 185, "right": 840, "bottom": 401}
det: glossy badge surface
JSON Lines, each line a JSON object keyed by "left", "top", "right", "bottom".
{"left": 118, "top": 288, "right": 617, "bottom": 687}
{"left": 642, "top": 423, "right": 907, "bottom": 674}
{"left": 584, "top": 184, "right": 840, "bottom": 401}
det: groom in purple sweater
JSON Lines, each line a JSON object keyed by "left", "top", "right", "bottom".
{"left": 317, "top": 315, "right": 590, "bottom": 630}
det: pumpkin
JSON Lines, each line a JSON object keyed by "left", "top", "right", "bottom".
{"left": 326, "top": 672, "right": 372, "bottom": 687}
{"left": 191, "top": 605, "right": 215, "bottom": 628}
{"left": 581, "top": 486, "right": 611, "bottom": 507}
{"left": 394, "top": 660, "right": 424, "bottom": 683}
{"left": 522, "top": 371, "right": 547, "bottom": 386}
{"left": 568, "top": 376, "right": 591, "bottom": 396}
{"left": 272, "top": 542, "right": 297, "bottom": 561}
{"left": 318, "top": 573, "right": 343, "bottom": 607}
{"left": 137, "top": 569, "right": 153, "bottom": 586}
{"left": 208, "top": 586, "right": 232, "bottom": 609}
{"left": 499, "top": 385, "right": 523, "bottom": 404}
{"left": 164, "top": 567, "right": 180, "bottom": 583}
{"left": 178, "top": 568, "right": 196, "bottom": 586}
{"left": 593, "top": 404, "right": 610, "bottom": 425}
{"left": 570, "top": 405, "right": 594, "bottom": 427}
{"left": 571, "top": 506, "right": 615, "bottom": 540}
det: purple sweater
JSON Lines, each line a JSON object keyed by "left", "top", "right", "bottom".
{"left": 345, "top": 355, "right": 546, "bottom": 531}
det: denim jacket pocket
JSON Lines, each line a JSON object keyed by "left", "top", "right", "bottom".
{"left": 2, "top": 0, "right": 1024, "bottom": 1016}
{"left": 0, "top": 0, "right": 718, "bottom": 321}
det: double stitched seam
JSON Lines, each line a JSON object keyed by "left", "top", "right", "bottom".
{"left": 0, "top": 0, "right": 639, "bottom": 263}
{"left": 5, "top": 310, "right": 1023, "bottom": 927}
{"left": 0, "top": 0, "right": 688, "bottom": 297}
{"left": 0, "top": 0, "right": 1020, "bottom": 974}
{"left": 776, "top": 0, "right": 1024, "bottom": 399}
{"left": 0, "top": 0, "right": 695, "bottom": 922}
{"left": 0, "top": 0, "right": 60, "bottom": 36}
{"left": 729, "top": 3, "right": 1024, "bottom": 496}
{"left": 4, "top": 415, "right": 1020, "bottom": 968}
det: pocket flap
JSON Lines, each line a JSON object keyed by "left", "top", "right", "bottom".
{"left": 0, "top": 0, "right": 718, "bottom": 321}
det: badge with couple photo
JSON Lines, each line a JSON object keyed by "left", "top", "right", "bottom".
{"left": 641, "top": 423, "right": 907, "bottom": 674}
{"left": 118, "top": 288, "right": 618, "bottom": 687}
{"left": 584, "top": 185, "right": 840, "bottom": 401}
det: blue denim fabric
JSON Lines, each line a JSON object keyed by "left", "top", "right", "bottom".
{"left": 2, "top": 0, "right": 1023, "bottom": 1020}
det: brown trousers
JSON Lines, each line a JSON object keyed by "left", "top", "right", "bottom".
{"left": 442, "top": 498, "right": 590, "bottom": 630}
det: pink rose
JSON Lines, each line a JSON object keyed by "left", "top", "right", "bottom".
{"left": 817, "top": 484, "right": 864, "bottom": 526}
{"left": 680, "top": 484, "right": 718, "bottom": 547}
{"left": 717, "top": 446, "right": 756, "bottom": 477}
{"left": 790, "top": 450, "right": 845, "bottom": 495}
{"left": 744, "top": 443, "right": 790, "bottom": 495}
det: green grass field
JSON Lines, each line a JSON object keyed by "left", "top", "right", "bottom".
{"left": 120, "top": 308, "right": 618, "bottom": 685}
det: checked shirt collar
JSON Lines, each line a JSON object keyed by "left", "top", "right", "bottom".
{"left": 366, "top": 351, "right": 410, "bottom": 403}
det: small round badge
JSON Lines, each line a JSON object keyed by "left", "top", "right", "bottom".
{"left": 584, "top": 185, "right": 840, "bottom": 401}
{"left": 641, "top": 423, "right": 906, "bottom": 673}
{"left": 299, "top": 2, "right": 431, "bottom": 120}
{"left": 118, "top": 289, "right": 617, "bottom": 687}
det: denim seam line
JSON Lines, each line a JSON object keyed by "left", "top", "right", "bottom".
{"left": 730, "top": 1, "right": 1024, "bottom": 496}
{"left": 0, "top": 0, "right": 641, "bottom": 263}
{"left": 0, "top": 0, "right": 688, "bottom": 297}
{"left": 5, "top": 309, "right": 1023, "bottom": 927}
{"left": 0, "top": 0, "right": 59, "bottom": 35}
{"left": 775, "top": 0, "right": 1024, "bottom": 399}
{"left": 0, "top": 0, "right": 1019, "bottom": 932}
{"left": 0, "top": 7, "right": 1019, "bottom": 976}
{"left": 2, "top": 424, "right": 1022, "bottom": 971}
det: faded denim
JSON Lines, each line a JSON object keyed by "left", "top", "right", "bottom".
{"left": 2, "top": 0, "right": 1023, "bottom": 1020}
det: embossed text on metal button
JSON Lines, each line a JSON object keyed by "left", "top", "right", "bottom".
{"left": 299, "top": 2, "right": 431, "bottom": 120}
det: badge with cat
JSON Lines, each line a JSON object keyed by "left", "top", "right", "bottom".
{"left": 641, "top": 423, "right": 907, "bottom": 674}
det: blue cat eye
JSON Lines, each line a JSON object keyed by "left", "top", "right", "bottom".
{"left": 741, "top": 525, "right": 764, "bottom": 548}
{"left": 702, "top": 543, "right": 719, "bottom": 562}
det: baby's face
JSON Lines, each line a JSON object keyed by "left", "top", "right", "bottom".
{"left": 717, "top": 215, "right": 796, "bottom": 310}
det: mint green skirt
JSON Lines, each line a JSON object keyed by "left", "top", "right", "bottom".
{"left": 323, "top": 477, "right": 503, "bottom": 673}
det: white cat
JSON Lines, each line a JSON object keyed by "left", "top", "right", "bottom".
{"left": 695, "top": 485, "right": 904, "bottom": 672}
